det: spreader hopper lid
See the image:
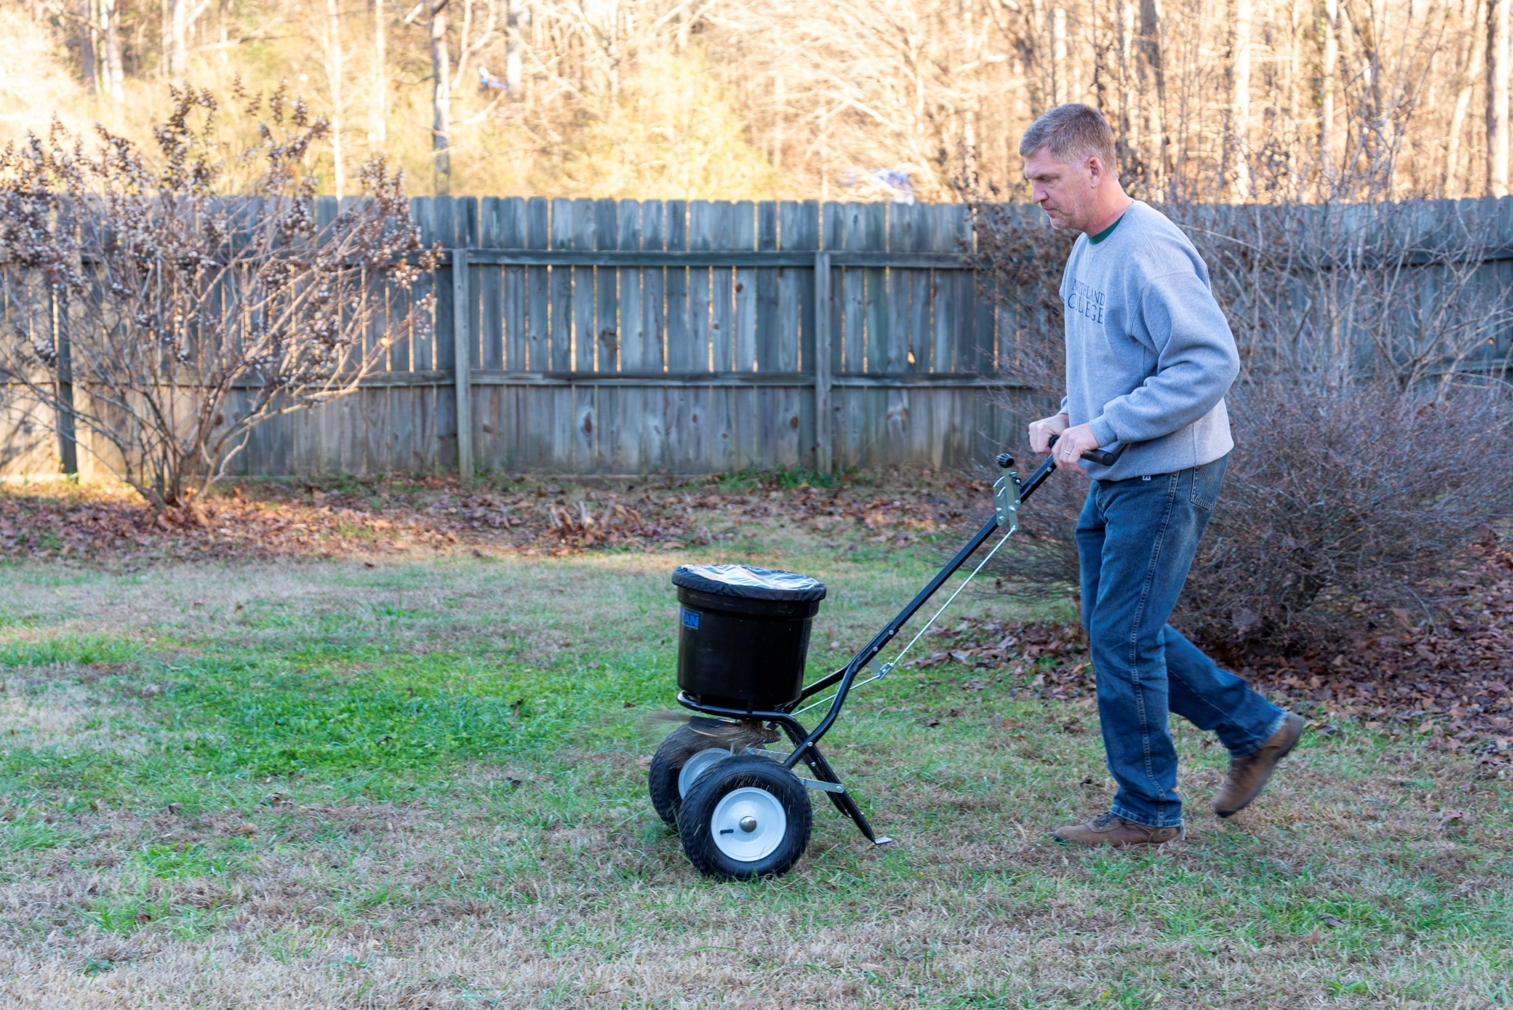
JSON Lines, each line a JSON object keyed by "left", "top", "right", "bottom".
{"left": 672, "top": 564, "right": 828, "bottom": 602}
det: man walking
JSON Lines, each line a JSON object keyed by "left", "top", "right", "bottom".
{"left": 1021, "top": 104, "right": 1303, "bottom": 847}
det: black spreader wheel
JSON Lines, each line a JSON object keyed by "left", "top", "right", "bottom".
{"left": 648, "top": 724, "right": 723, "bottom": 824}
{"left": 677, "top": 755, "right": 812, "bottom": 880}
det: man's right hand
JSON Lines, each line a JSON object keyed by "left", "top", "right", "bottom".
{"left": 1028, "top": 413, "right": 1070, "bottom": 455}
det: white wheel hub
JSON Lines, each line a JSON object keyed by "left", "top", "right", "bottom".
{"left": 710, "top": 787, "right": 787, "bottom": 863}
{"left": 678, "top": 748, "right": 732, "bottom": 798}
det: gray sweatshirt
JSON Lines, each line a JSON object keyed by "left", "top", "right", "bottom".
{"left": 1058, "top": 200, "right": 1239, "bottom": 481}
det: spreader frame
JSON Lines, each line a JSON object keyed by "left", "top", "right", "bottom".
{"left": 673, "top": 446, "right": 1101, "bottom": 844}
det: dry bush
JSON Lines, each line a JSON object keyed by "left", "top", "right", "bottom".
{"left": 0, "top": 85, "right": 438, "bottom": 513}
{"left": 967, "top": 188, "right": 1513, "bottom": 655}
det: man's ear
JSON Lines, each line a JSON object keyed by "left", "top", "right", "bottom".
{"left": 1085, "top": 155, "right": 1105, "bottom": 188}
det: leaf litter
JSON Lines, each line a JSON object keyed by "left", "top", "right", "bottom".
{"left": 3, "top": 470, "right": 1510, "bottom": 755}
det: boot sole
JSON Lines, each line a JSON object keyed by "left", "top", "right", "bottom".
{"left": 1215, "top": 715, "right": 1305, "bottom": 818}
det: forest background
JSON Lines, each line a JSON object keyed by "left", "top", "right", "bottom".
{"left": 3, "top": 0, "right": 1510, "bottom": 204}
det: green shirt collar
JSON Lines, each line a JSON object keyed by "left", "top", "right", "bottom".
{"left": 1088, "top": 212, "right": 1126, "bottom": 245}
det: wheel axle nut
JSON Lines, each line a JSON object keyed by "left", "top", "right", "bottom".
{"left": 739, "top": 816, "right": 758, "bottom": 833}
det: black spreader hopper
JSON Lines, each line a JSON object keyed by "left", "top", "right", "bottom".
{"left": 672, "top": 564, "right": 827, "bottom": 711}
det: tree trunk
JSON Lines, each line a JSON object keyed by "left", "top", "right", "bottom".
{"left": 1490, "top": 0, "right": 1510, "bottom": 196}
{"left": 1320, "top": 0, "right": 1341, "bottom": 175}
{"left": 170, "top": 0, "right": 189, "bottom": 81}
{"left": 103, "top": 0, "right": 124, "bottom": 103}
{"left": 1446, "top": 0, "right": 1486, "bottom": 198}
{"left": 431, "top": 0, "right": 452, "bottom": 193}
{"left": 504, "top": 0, "right": 522, "bottom": 99}
{"left": 79, "top": 0, "right": 98, "bottom": 98}
{"left": 1138, "top": 0, "right": 1167, "bottom": 196}
{"left": 371, "top": 0, "right": 387, "bottom": 144}
{"left": 1342, "top": 0, "right": 1383, "bottom": 161}
{"left": 1052, "top": 7, "right": 1068, "bottom": 105}
{"left": 1230, "top": 0, "right": 1253, "bottom": 200}
{"left": 773, "top": 69, "right": 785, "bottom": 168}
{"left": 327, "top": 0, "right": 345, "bottom": 199}
{"left": 1120, "top": 0, "right": 1139, "bottom": 151}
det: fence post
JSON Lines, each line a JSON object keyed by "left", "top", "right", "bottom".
{"left": 53, "top": 288, "right": 78, "bottom": 475}
{"left": 813, "top": 251, "right": 832, "bottom": 473}
{"left": 452, "top": 247, "right": 473, "bottom": 480}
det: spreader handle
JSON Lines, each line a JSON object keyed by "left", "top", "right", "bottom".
{"left": 1047, "top": 433, "right": 1126, "bottom": 467}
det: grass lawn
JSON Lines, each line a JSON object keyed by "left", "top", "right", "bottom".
{"left": 0, "top": 493, "right": 1508, "bottom": 1008}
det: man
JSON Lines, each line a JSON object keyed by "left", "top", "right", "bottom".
{"left": 1020, "top": 104, "right": 1303, "bottom": 847}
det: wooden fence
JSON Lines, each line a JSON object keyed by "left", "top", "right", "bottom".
{"left": 5, "top": 194, "right": 1510, "bottom": 480}
{"left": 218, "top": 196, "right": 1013, "bottom": 479}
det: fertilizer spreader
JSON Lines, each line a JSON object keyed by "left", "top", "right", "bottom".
{"left": 647, "top": 439, "right": 1124, "bottom": 879}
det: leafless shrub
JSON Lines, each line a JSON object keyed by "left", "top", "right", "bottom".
{"left": 0, "top": 84, "right": 439, "bottom": 514}
{"left": 965, "top": 188, "right": 1513, "bottom": 654}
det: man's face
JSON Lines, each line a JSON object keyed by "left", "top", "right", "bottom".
{"left": 1024, "top": 146, "right": 1096, "bottom": 231}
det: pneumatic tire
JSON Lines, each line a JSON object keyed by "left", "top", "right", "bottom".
{"left": 647, "top": 724, "right": 723, "bottom": 824}
{"left": 677, "top": 755, "right": 812, "bottom": 880}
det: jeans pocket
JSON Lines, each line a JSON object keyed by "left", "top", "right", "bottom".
{"left": 1188, "top": 454, "right": 1228, "bottom": 511}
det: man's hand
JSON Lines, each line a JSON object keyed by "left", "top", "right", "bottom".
{"left": 1052, "top": 422, "right": 1101, "bottom": 473}
{"left": 1028, "top": 413, "right": 1070, "bottom": 454}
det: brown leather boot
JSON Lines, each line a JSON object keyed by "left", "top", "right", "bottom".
{"left": 1053, "top": 811, "right": 1184, "bottom": 847}
{"left": 1214, "top": 712, "right": 1305, "bottom": 817}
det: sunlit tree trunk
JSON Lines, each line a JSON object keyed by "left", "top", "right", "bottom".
{"left": 1052, "top": 7, "right": 1068, "bottom": 104}
{"left": 102, "top": 0, "right": 124, "bottom": 103}
{"left": 1446, "top": 0, "right": 1486, "bottom": 197}
{"left": 170, "top": 0, "right": 190, "bottom": 81}
{"left": 1320, "top": 0, "right": 1341, "bottom": 175}
{"left": 505, "top": 0, "right": 523, "bottom": 99}
{"left": 371, "top": 0, "right": 387, "bottom": 145}
{"left": 1490, "top": 0, "right": 1510, "bottom": 195}
{"left": 431, "top": 0, "right": 453, "bottom": 192}
{"left": 1120, "top": 0, "right": 1140, "bottom": 151}
{"left": 1139, "top": 0, "right": 1167, "bottom": 195}
{"left": 1230, "top": 0, "right": 1253, "bottom": 200}
{"left": 79, "top": 0, "right": 98, "bottom": 98}
{"left": 326, "top": 0, "right": 345, "bottom": 199}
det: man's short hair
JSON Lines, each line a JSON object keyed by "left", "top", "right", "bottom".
{"left": 1019, "top": 103, "right": 1117, "bottom": 169}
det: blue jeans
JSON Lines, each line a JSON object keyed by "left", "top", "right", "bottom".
{"left": 1076, "top": 455, "right": 1284, "bottom": 828}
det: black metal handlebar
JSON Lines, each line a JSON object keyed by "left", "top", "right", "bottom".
{"left": 781, "top": 434, "right": 1133, "bottom": 766}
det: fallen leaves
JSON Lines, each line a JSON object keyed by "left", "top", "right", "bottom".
{"left": 1435, "top": 809, "right": 1470, "bottom": 830}
{"left": 0, "top": 470, "right": 990, "bottom": 567}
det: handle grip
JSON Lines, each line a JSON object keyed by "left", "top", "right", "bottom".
{"left": 1047, "top": 433, "right": 1127, "bottom": 467}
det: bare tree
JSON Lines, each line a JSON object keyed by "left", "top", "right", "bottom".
{"left": 0, "top": 86, "right": 438, "bottom": 512}
{"left": 1490, "top": 0, "right": 1511, "bottom": 195}
{"left": 169, "top": 0, "right": 190, "bottom": 80}
{"left": 77, "top": 0, "right": 98, "bottom": 98}
{"left": 371, "top": 0, "right": 387, "bottom": 144}
{"left": 429, "top": 0, "right": 452, "bottom": 192}
{"left": 1320, "top": 0, "right": 1341, "bottom": 174}
{"left": 102, "top": 0, "right": 125, "bottom": 104}
{"left": 1229, "top": 0, "right": 1252, "bottom": 200}
{"left": 504, "top": 0, "right": 523, "bottom": 99}
{"left": 322, "top": 0, "right": 346, "bottom": 198}
{"left": 1446, "top": 0, "right": 1486, "bottom": 198}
